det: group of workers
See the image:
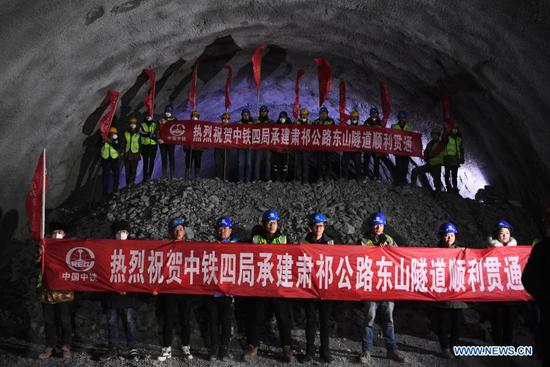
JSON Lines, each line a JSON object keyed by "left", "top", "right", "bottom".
{"left": 100, "top": 105, "right": 465, "bottom": 194}
{"left": 36, "top": 210, "right": 538, "bottom": 364}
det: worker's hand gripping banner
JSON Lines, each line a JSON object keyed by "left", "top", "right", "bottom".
{"left": 159, "top": 120, "right": 423, "bottom": 157}
{"left": 43, "top": 239, "right": 532, "bottom": 302}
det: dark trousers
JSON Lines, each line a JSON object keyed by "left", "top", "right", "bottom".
{"left": 43, "top": 302, "right": 72, "bottom": 348}
{"left": 341, "top": 152, "right": 362, "bottom": 180}
{"left": 141, "top": 145, "right": 157, "bottom": 180}
{"left": 102, "top": 158, "right": 120, "bottom": 194}
{"left": 184, "top": 147, "right": 203, "bottom": 178}
{"left": 491, "top": 303, "right": 515, "bottom": 345}
{"left": 437, "top": 308, "right": 463, "bottom": 349}
{"left": 159, "top": 144, "right": 175, "bottom": 178}
{"left": 238, "top": 149, "right": 254, "bottom": 182}
{"left": 273, "top": 151, "right": 289, "bottom": 182}
{"left": 445, "top": 165, "right": 459, "bottom": 192}
{"left": 214, "top": 149, "right": 228, "bottom": 180}
{"left": 245, "top": 297, "right": 292, "bottom": 348}
{"left": 394, "top": 156, "right": 410, "bottom": 184}
{"left": 305, "top": 300, "right": 332, "bottom": 354}
{"left": 411, "top": 164, "right": 442, "bottom": 191}
{"left": 206, "top": 297, "right": 233, "bottom": 353}
{"left": 294, "top": 151, "right": 310, "bottom": 183}
{"left": 107, "top": 307, "right": 137, "bottom": 349}
{"left": 254, "top": 150, "right": 272, "bottom": 181}
{"left": 124, "top": 157, "right": 139, "bottom": 186}
{"left": 160, "top": 294, "right": 193, "bottom": 347}
{"left": 363, "top": 152, "right": 381, "bottom": 179}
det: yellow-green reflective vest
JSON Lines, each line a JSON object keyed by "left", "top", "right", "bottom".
{"left": 391, "top": 122, "right": 412, "bottom": 131}
{"left": 125, "top": 132, "right": 140, "bottom": 154}
{"left": 445, "top": 136, "right": 462, "bottom": 157}
{"left": 140, "top": 122, "right": 157, "bottom": 145}
{"left": 252, "top": 234, "right": 287, "bottom": 244}
{"left": 101, "top": 142, "right": 119, "bottom": 159}
{"left": 428, "top": 142, "right": 445, "bottom": 166}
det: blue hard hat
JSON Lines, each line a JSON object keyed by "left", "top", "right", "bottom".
{"left": 310, "top": 212, "right": 328, "bottom": 225}
{"left": 439, "top": 221, "right": 458, "bottom": 234}
{"left": 279, "top": 111, "right": 289, "bottom": 119}
{"left": 260, "top": 105, "right": 269, "bottom": 112}
{"left": 320, "top": 106, "right": 328, "bottom": 114}
{"left": 495, "top": 220, "right": 513, "bottom": 232}
{"left": 397, "top": 110, "right": 407, "bottom": 118}
{"left": 262, "top": 209, "right": 280, "bottom": 222}
{"left": 370, "top": 212, "right": 387, "bottom": 225}
{"left": 241, "top": 108, "right": 250, "bottom": 115}
{"left": 168, "top": 217, "right": 186, "bottom": 231}
{"left": 216, "top": 216, "right": 233, "bottom": 228}
{"left": 370, "top": 108, "right": 379, "bottom": 114}
{"left": 164, "top": 104, "right": 174, "bottom": 114}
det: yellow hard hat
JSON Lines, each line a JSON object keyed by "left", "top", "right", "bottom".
{"left": 431, "top": 127, "right": 442, "bottom": 134}
{"left": 350, "top": 111, "right": 360, "bottom": 119}
{"left": 300, "top": 108, "right": 309, "bottom": 116}
{"left": 221, "top": 112, "right": 230, "bottom": 120}
{"left": 109, "top": 127, "right": 118, "bottom": 134}
{"left": 128, "top": 116, "right": 138, "bottom": 124}
{"left": 191, "top": 110, "right": 200, "bottom": 118}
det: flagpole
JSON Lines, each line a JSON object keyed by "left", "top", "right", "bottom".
{"left": 41, "top": 148, "right": 46, "bottom": 240}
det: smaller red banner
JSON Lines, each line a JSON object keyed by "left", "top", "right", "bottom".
{"left": 223, "top": 64, "right": 232, "bottom": 111}
{"left": 314, "top": 57, "right": 333, "bottom": 107}
{"left": 379, "top": 81, "right": 391, "bottom": 127}
{"left": 252, "top": 44, "right": 265, "bottom": 92}
{"left": 293, "top": 69, "right": 305, "bottom": 120}
{"left": 25, "top": 151, "right": 47, "bottom": 240}
{"left": 143, "top": 69, "right": 156, "bottom": 118}
{"left": 98, "top": 90, "right": 120, "bottom": 139}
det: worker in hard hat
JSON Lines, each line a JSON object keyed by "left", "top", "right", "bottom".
{"left": 183, "top": 110, "right": 203, "bottom": 179}
{"left": 140, "top": 113, "right": 158, "bottom": 181}
{"left": 391, "top": 111, "right": 412, "bottom": 185}
{"left": 294, "top": 107, "right": 313, "bottom": 183}
{"left": 410, "top": 127, "right": 445, "bottom": 192}
{"left": 315, "top": 106, "right": 336, "bottom": 181}
{"left": 273, "top": 111, "right": 292, "bottom": 182}
{"left": 158, "top": 104, "right": 176, "bottom": 179}
{"left": 237, "top": 108, "right": 255, "bottom": 182}
{"left": 341, "top": 110, "right": 363, "bottom": 180}
{"left": 123, "top": 116, "right": 141, "bottom": 186}
{"left": 443, "top": 124, "right": 464, "bottom": 194}
{"left": 100, "top": 126, "right": 121, "bottom": 194}
{"left": 214, "top": 112, "right": 231, "bottom": 180}
{"left": 254, "top": 105, "right": 273, "bottom": 181}
{"left": 358, "top": 212, "right": 405, "bottom": 364}
{"left": 363, "top": 108, "right": 384, "bottom": 180}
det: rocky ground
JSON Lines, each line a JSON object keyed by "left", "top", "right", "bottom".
{"left": 0, "top": 177, "right": 543, "bottom": 366}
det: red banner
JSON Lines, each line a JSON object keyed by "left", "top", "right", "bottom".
{"left": 159, "top": 120, "right": 423, "bottom": 156}
{"left": 252, "top": 44, "right": 264, "bottom": 92}
{"left": 293, "top": 69, "right": 305, "bottom": 120}
{"left": 43, "top": 239, "right": 532, "bottom": 302}
{"left": 314, "top": 57, "right": 333, "bottom": 107}
{"left": 143, "top": 69, "right": 156, "bottom": 118}
{"left": 25, "top": 151, "right": 47, "bottom": 240}
{"left": 441, "top": 91, "right": 454, "bottom": 133}
{"left": 380, "top": 81, "right": 391, "bottom": 127}
{"left": 339, "top": 80, "right": 349, "bottom": 123}
{"left": 97, "top": 90, "right": 120, "bottom": 139}
{"left": 223, "top": 64, "right": 232, "bottom": 111}
{"left": 188, "top": 63, "right": 200, "bottom": 111}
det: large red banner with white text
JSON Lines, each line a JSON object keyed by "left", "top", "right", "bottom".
{"left": 159, "top": 120, "right": 423, "bottom": 157}
{"left": 43, "top": 239, "right": 532, "bottom": 302}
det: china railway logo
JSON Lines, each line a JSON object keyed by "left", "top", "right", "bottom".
{"left": 65, "top": 247, "right": 95, "bottom": 272}
{"left": 169, "top": 124, "right": 186, "bottom": 137}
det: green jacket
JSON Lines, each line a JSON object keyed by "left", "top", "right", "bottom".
{"left": 360, "top": 233, "right": 397, "bottom": 247}
{"left": 252, "top": 231, "right": 287, "bottom": 244}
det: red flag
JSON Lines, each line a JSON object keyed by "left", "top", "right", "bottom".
{"left": 314, "top": 57, "right": 333, "bottom": 107}
{"left": 98, "top": 90, "right": 120, "bottom": 139}
{"left": 223, "top": 64, "right": 233, "bottom": 111}
{"left": 25, "top": 150, "right": 47, "bottom": 240}
{"left": 441, "top": 91, "right": 454, "bottom": 134}
{"left": 339, "top": 80, "right": 350, "bottom": 123}
{"left": 379, "top": 81, "right": 391, "bottom": 127}
{"left": 251, "top": 44, "right": 265, "bottom": 92}
{"left": 188, "top": 63, "right": 200, "bottom": 111}
{"left": 143, "top": 69, "right": 156, "bottom": 118}
{"left": 293, "top": 69, "right": 305, "bottom": 120}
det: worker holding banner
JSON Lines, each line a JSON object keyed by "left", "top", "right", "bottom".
{"left": 214, "top": 113, "right": 231, "bottom": 180}
{"left": 410, "top": 127, "right": 445, "bottom": 192}
{"left": 302, "top": 213, "right": 334, "bottom": 363}
{"left": 254, "top": 105, "right": 273, "bottom": 181}
{"left": 158, "top": 104, "right": 176, "bottom": 180}
{"left": 363, "top": 108, "right": 384, "bottom": 180}
{"left": 358, "top": 212, "right": 406, "bottom": 364}
{"left": 341, "top": 111, "right": 363, "bottom": 180}
{"left": 184, "top": 110, "right": 203, "bottom": 179}
{"left": 100, "top": 127, "right": 121, "bottom": 194}
{"left": 237, "top": 108, "right": 255, "bottom": 182}
{"left": 294, "top": 108, "right": 313, "bottom": 183}
{"left": 139, "top": 114, "right": 158, "bottom": 181}
{"left": 273, "top": 111, "right": 292, "bottom": 182}
{"left": 243, "top": 210, "right": 296, "bottom": 363}
{"left": 315, "top": 106, "right": 336, "bottom": 181}
{"left": 123, "top": 116, "right": 141, "bottom": 186}
{"left": 391, "top": 111, "right": 412, "bottom": 185}
{"left": 157, "top": 217, "right": 194, "bottom": 362}
{"left": 443, "top": 124, "right": 465, "bottom": 194}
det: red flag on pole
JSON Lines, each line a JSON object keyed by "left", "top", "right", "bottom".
{"left": 223, "top": 64, "right": 233, "bottom": 111}
{"left": 98, "top": 90, "right": 120, "bottom": 139}
{"left": 293, "top": 69, "right": 305, "bottom": 120}
{"left": 441, "top": 91, "right": 454, "bottom": 133}
{"left": 25, "top": 150, "right": 47, "bottom": 240}
{"left": 339, "top": 80, "right": 350, "bottom": 123}
{"left": 379, "top": 81, "right": 391, "bottom": 127}
{"left": 314, "top": 57, "right": 333, "bottom": 107}
{"left": 252, "top": 44, "right": 265, "bottom": 92}
{"left": 188, "top": 63, "right": 200, "bottom": 111}
{"left": 143, "top": 69, "right": 156, "bottom": 118}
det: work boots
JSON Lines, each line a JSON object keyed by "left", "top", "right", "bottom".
{"left": 282, "top": 345, "right": 297, "bottom": 363}
{"left": 242, "top": 344, "right": 258, "bottom": 362}
{"left": 38, "top": 347, "right": 54, "bottom": 360}
{"left": 61, "top": 345, "right": 72, "bottom": 362}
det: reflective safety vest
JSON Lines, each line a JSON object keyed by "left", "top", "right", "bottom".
{"left": 252, "top": 234, "right": 287, "bottom": 244}
{"left": 391, "top": 122, "right": 412, "bottom": 131}
{"left": 125, "top": 131, "right": 140, "bottom": 154}
{"left": 360, "top": 233, "right": 397, "bottom": 247}
{"left": 445, "top": 136, "right": 462, "bottom": 157}
{"left": 140, "top": 122, "right": 157, "bottom": 145}
{"left": 316, "top": 118, "right": 335, "bottom": 126}
{"left": 101, "top": 142, "right": 119, "bottom": 159}
{"left": 427, "top": 141, "right": 445, "bottom": 166}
